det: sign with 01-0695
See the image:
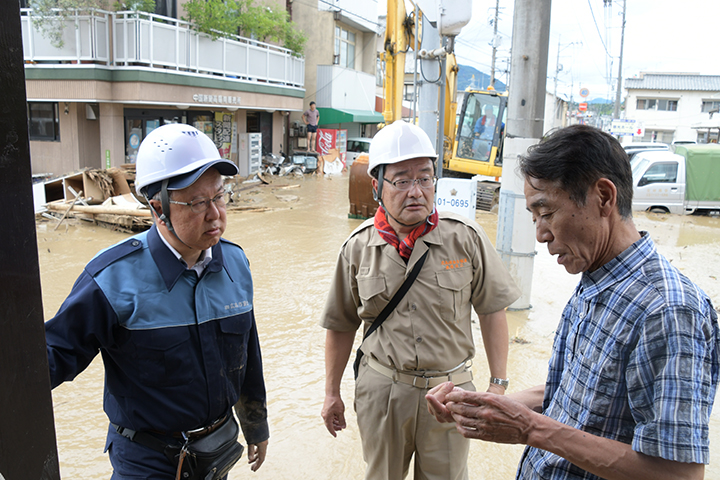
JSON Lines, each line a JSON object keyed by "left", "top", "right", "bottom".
{"left": 435, "top": 178, "right": 477, "bottom": 221}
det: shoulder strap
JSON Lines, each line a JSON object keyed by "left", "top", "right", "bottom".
{"left": 362, "top": 249, "right": 429, "bottom": 341}
{"left": 353, "top": 249, "right": 429, "bottom": 379}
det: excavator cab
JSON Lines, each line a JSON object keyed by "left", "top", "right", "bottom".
{"left": 448, "top": 90, "right": 508, "bottom": 178}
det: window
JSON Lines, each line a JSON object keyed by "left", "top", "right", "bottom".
{"left": 403, "top": 84, "right": 415, "bottom": 102}
{"left": 638, "top": 162, "right": 678, "bottom": 186}
{"left": 636, "top": 98, "right": 678, "bottom": 111}
{"left": 27, "top": 102, "right": 59, "bottom": 141}
{"left": 657, "top": 99, "right": 678, "bottom": 111}
{"left": 702, "top": 101, "right": 720, "bottom": 113}
{"left": 334, "top": 26, "right": 355, "bottom": 69}
{"left": 154, "top": 0, "right": 176, "bottom": 18}
{"left": 641, "top": 130, "right": 674, "bottom": 144}
{"left": 637, "top": 99, "right": 656, "bottom": 110}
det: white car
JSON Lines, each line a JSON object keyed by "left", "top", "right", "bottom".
{"left": 346, "top": 138, "right": 371, "bottom": 167}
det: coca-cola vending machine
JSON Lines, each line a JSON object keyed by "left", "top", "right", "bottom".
{"left": 317, "top": 128, "right": 347, "bottom": 166}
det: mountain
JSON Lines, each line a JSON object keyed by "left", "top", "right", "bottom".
{"left": 457, "top": 64, "right": 507, "bottom": 92}
{"left": 588, "top": 97, "right": 612, "bottom": 104}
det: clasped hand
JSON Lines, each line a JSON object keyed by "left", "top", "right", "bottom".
{"left": 425, "top": 382, "right": 534, "bottom": 445}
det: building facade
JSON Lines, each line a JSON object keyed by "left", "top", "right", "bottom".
{"left": 22, "top": 2, "right": 304, "bottom": 178}
{"left": 290, "top": 0, "right": 382, "bottom": 149}
{"left": 624, "top": 73, "right": 720, "bottom": 144}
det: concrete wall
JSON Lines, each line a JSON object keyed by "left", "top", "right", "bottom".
{"left": 99, "top": 103, "right": 125, "bottom": 168}
{"left": 29, "top": 103, "right": 77, "bottom": 176}
{"left": 76, "top": 105, "right": 101, "bottom": 169}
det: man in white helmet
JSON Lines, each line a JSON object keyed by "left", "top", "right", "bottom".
{"left": 44, "top": 124, "right": 269, "bottom": 479}
{"left": 320, "top": 121, "right": 521, "bottom": 480}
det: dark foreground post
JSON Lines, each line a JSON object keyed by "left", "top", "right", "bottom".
{"left": 0, "top": 1, "right": 61, "bottom": 478}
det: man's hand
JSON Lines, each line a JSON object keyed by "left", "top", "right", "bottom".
{"left": 444, "top": 389, "right": 536, "bottom": 445}
{"left": 247, "top": 439, "right": 268, "bottom": 472}
{"left": 426, "top": 381, "right": 460, "bottom": 423}
{"left": 321, "top": 393, "right": 347, "bottom": 437}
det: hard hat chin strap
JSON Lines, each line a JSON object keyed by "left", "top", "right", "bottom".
{"left": 146, "top": 179, "right": 192, "bottom": 250}
{"left": 372, "top": 165, "right": 384, "bottom": 203}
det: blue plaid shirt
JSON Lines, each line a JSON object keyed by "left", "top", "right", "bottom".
{"left": 517, "top": 232, "right": 720, "bottom": 479}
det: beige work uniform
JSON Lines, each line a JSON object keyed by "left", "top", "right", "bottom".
{"left": 321, "top": 211, "right": 521, "bottom": 480}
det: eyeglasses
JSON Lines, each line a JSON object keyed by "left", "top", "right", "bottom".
{"left": 382, "top": 176, "right": 437, "bottom": 191}
{"left": 169, "top": 190, "right": 227, "bottom": 213}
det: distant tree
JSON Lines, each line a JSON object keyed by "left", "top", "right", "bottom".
{"left": 182, "top": 0, "right": 306, "bottom": 55}
{"left": 29, "top": 0, "right": 155, "bottom": 48}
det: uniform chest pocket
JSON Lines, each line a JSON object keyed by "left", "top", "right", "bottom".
{"left": 357, "top": 276, "right": 387, "bottom": 319}
{"left": 436, "top": 269, "right": 472, "bottom": 322}
{"left": 130, "top": 327, "right": 194, "bottom": 387}
{"left": 218, "top": 316, "right": 252, "bottom": 374}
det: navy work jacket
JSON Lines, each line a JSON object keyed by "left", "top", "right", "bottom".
{"left": 45, "top": 225, "right": 268, "bottom": 443}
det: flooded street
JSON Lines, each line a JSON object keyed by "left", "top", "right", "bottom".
{"left": 37, "top": 173, "right": 720, "bottom": 479}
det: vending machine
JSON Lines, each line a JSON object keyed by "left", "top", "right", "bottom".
{"left": 317, "top": 128, "right": 347, "bottom": 166}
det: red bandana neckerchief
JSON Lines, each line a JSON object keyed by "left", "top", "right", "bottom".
{"left": 374, "top": 206, "right": 439, "bottom": 262}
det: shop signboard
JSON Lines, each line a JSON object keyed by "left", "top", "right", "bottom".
{"left": 610, "top": 119, "right": 641, "bottom": 136}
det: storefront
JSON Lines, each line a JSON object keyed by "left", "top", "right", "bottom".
{"left": 24, "top": 71, "right": 304, "bottom": 177}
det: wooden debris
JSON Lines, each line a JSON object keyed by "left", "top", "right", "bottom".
{"left": 46, "top": 203, "right": 151, "bottom": 217}
{"left": 54, "top": 190, "right": 83, "bottom": 231}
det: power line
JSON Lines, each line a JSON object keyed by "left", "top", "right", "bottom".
{"left": 587, "top": 0, "right": 611, "bottom": 58}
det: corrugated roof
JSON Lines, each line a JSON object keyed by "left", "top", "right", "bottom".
{"left": 625, "top": 73, "right": 720, "bottom": 91}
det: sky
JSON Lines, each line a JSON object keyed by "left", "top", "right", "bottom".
{"left": 410, "top": 0, "right": 720, "bottom": 101}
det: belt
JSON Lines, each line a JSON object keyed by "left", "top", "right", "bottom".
{"left": 114, "top": 414, "right": 230, "bottom": 450}
{"left": 159, "top": 414, "right": 229, "bottom": 439}
{"left": 366, "top": 356, "right": 473, "bottom": 389}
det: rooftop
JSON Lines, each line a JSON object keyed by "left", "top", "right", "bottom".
{"left": 625, "top": 73, "right": 720, "bottom": 92}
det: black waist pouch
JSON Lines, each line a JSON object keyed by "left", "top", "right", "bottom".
{"left": 166, "top": 416, "right": 244, "bottom": 480}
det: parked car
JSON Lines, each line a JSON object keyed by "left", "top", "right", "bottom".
{"left": 346, "top": 137, "right": 371, "bottom": 167}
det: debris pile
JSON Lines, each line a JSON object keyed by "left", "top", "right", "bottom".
{"left": 36, "top": 165, "right": 152, "bottom": 233}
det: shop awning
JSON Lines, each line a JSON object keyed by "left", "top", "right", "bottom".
{"left": 317, "top": 108, "right": 384, "bottom": 125}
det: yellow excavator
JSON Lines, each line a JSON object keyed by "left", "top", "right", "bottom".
{"left": 349, "top": 0, "right": 506, "bottom": 217}
{"left": 442, "top": 50, "right": 507, "bottom": 209}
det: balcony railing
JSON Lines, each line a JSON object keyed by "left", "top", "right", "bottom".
{"left": 21, "top": 8, "right": 304, "bottom": 88}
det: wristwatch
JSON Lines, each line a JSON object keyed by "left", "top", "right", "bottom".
{"left": 489, "top": 376, "right": 510, "bottom": 389}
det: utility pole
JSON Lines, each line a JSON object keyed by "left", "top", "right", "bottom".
{"left": 489, "top": 0, "right": 500, "bottom": 88}
{"left": 496, "top": 0, "right": 552, "bottom": 310}
{"left": 613, "top": 0, "right": 627, "bottom": 119}
{"left": 0, "top": 0, "right": 61, "bottom": 478}
{"left": 553, "top": 38, "right": 581, "bottom": 127}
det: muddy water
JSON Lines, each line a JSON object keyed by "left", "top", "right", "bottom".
{"left": 37, "top": 174, "right": 720, "bottom": 479}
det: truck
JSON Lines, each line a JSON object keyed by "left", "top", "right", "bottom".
{"left": 631, "top": 144, "right": 720, "bottom": 215}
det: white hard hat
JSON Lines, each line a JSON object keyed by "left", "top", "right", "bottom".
{"left": 367, "top": 121, "right": 437, "bottom": 177}
{"left": 135, "top": 123, "right": 238, "bottom": 197}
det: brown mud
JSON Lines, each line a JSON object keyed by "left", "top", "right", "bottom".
{"left": 37, "top": 173, "right": 720, "bottom": 479}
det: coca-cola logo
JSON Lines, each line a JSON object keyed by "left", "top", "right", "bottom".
{"left": 318, "top": 130, "right": 333, "bottom": 154}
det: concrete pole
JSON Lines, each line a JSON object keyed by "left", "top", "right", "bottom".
{"left": 496, "top": 0, "right": 552, "bottom": 310}
{"left": 613, "top": 0, "right": 626, "bottom": 119}
{"left": 490, "top": 0, "right": 500, "bottom": 88}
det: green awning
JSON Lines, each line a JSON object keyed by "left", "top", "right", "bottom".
{"left": 317, "top": 108, "right": 384, "bottom": 125}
